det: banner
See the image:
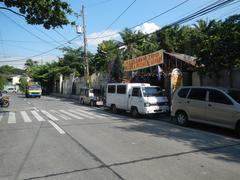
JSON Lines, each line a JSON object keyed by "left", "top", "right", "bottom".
{"left": 123, "top": 50, "right": 163, "bottom": 72}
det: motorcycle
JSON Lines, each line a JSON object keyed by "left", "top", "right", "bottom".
{"left": 0, "top": 96, "right": 10, "bottom": 107}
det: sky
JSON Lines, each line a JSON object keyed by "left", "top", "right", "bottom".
{"left": 0, "top": 0, "right": 239, "bottom": 68}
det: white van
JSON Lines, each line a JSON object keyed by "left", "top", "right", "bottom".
{"left": 106, "top": 83, "right": 169, "bottom": 117}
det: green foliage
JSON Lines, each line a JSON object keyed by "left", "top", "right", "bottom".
{"left": 0, "top": 65, "right": 24, "bottom": 75}
{"left": 0, "top": 75, "right": 5, "bottom": 90}
{"left": 0, "top": 0, "right": 72, "bottom": 29}
{"left": 18, "top": 77, "right": 28, "bottom": 92}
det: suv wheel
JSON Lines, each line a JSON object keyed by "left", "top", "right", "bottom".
{"left": 131, "top": 107, "right": 139, "bottom": 118}
{"left": 176, "top": 111, "right": 188, "bottom": 126}
{"left": 111, "top": 104, "right": 117, "bottom": 113}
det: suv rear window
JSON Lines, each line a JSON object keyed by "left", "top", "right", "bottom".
{"left": 178, "top": 88, "right": 190, "bottom": 98}
{"left": 209, "top": 90, "right": 233, "bottom": 105}
{"left": 188, "top": 88, "right": 207, "bottom": 101}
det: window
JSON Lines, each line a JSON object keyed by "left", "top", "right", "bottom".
{"left": 178, "top": 88, "right": 190, "bottom": 98}
{"left": 209, "top": 90, "right": 233, "bottom": 105}
{"left": 108, "top": 85, "right": 115, "bottom": 93}
{"left": 188, "top": 88, "right": 207, "bottom": 101}
{"left": 117, "top": 85, "right": 126, "bottom": 94}
{"left": 132, "top": 88, "right": 141, "bottom": 97}
{"left": 228, "top": 90, "right": 240, "bottom": 104}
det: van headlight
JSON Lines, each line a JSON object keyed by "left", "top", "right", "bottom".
{"left": 144, "top": 103, "right": 150, "bottom": 107}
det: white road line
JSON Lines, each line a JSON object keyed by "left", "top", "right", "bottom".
{"left": 0, "top": 113, "right": 3, "bottom": 122}
{"left": 33, "top": 107, "right": 39, "bottom": 112}
{"left": 68, "top": 109, "right": 94, "bottom": 119}
{"left": 27, "top": 102, "right": 31, "bottom": 105}
{"left": 50, "top": 110, "right": 71, "bottom": 120}
{"left": 31, "top": 111, "right": 45, "bottom": 121}
{"left": 74, "top": 109, "right": 107, "bottom": 119}
{"left": 59, "top": 110, "right": 83, "bottom": 119}
{"left": 41, "top": 110, "right": 59, "bottom": 121}
{"left": 20, "top": 111, "right": 32, "bottom": 123}
{"left": 48, "top": 120, "right": 65, "bottom": 134}
{"left": 8, "top": 112, "right": 16, "bottom": 124}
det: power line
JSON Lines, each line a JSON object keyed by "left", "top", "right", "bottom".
{"left": 87, "top": 0, "right": 190, "bottom": 40}
{"left": 0, "top": 39, "right": 66, "bottom": 43}
{"left": 91, "top": 0, "right": 137, "bottom": 40}
{"left": 0, "top": 36, "right": 81, "bottom": 63}
{"left": 0, "top": 11, "right": 56, "bottom": 46}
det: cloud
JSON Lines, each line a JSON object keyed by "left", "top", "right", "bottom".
{"left": 87, "top": 30, "right": 120, "bottom": 46}
{"left": 134, "top": 22, "right": 160, "bottom": 34}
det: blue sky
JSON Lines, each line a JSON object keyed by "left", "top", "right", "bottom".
{"left": 0, "top": 0, "right": 239, "bottom": 68}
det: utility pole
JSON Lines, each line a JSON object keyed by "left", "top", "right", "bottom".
{"left": 81, "top": 5, "right": 89, "bottom": 87}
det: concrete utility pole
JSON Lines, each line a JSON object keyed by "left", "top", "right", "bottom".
{"left": 81, "top": 5, "right": 89, "bottom": 87}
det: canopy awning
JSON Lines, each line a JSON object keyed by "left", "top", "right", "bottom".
{"left": 164, "top": 52, "right": 197, "bottom": 66}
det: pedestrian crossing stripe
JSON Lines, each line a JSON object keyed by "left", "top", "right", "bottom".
{"left": 41, "top": 110, "right": 59, "bottom": 121}
{"left": 20, "top": 111, "right": 32, "bottom": 122}
{"left": 68, "top": 109, "right": 94, "bottom": 119}
{"left": 8, "top": 112, "right": 16, "bottom": 124}
{"left": 59, "top": 110, "right": 83, "bottom": 119}
{"left": 50, "top": 110, "right": 71, "bottom": 120}
{"left": 0, "top": 108, "right": 124, "bottom": 124}
{"left": 31, "top": 111, "right": 45, "bottom": 122}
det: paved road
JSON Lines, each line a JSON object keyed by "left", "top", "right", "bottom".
{"left": 0, "top": 94, "right": 240, "bottom": 180}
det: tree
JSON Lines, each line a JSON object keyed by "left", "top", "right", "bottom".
{"left": 0, "top": 0, "right": 72, "bottom": 29}
{"left": 18, "top": 77, "right": 28, "bottom": 92}
{"left": 0, "top": 65, "right": 24, "bottom": 75}
{"left": 0, "top": 75, "right": 5, "bottom": 90}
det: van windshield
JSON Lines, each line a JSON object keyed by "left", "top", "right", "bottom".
{"left": 142, "top": 87, "right": 165, "bottom": 97}
{"left": 28, "top": 85, "right": 41, "bottom": 90}
{"left": 227, "top": 90, "right": 240, "bottom": 104}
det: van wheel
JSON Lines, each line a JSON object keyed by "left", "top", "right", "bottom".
{"left": 235, "top": 121, "right": 240, "bottom": 138}
{"left": 131, "top": 107, "right": 139, "bottom": 118}
{"left": 111, "top": 104, "right": 117, "bottom": 113}
{"left": 90, "top": 100, "right": 94, "bottom": 107}
{"left": 176, "top": 111, "right": 188, "bottom": 126}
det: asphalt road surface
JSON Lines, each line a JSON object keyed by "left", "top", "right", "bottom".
{"left": 0, "top": 94, "right": 240, "bottom": 180}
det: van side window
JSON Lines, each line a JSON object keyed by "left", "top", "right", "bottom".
{"left": 132, "top": 88, "right": 141, "bottom": 97}
{"left": 178, "top": 88, "right": 190, "bottom": 98}
{"left": 209, "top": 90, "right": 233, "bottom": 105}
{"left": 108, "top": 85, "right": 115, "bottom": 93}
{"left": 188, "top": 88, "right": 207, "bottom": 101}
{"left": 117, "top": 85, "right": 126, "bottom": 94}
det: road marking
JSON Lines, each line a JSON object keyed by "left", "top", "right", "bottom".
{"left": 8, "top": 112, "right": 16, "bottom": 124}
{"left": 59, "top": 110, "right": 83, "bottom": 119}
{"left": 27, "top": 102, "right": 31, "bottom": 105}
{"left": 41, "top": 110, "right": 59, "bottom": 121}
{"left": 31, "top": 111, "right": 45, "bottom": 121}
{"left": 33, "top": 107, "right": 39, "bottom": 112}
{"left": 0, "top": 113, "right": 4, "bottom": 122}
{"left": 50, "top": 110, "right": 71, "bottom": 120}
{"left": 68, "top": 109, "right": 94, "bottom": 119}
{"left": 48, "top": 120, "right": 65, "bottom": 134}
{"left": 74, "top": 109, "right": 107, "bottom": 119}
{"left": 20, "top": 111, "right": 32, "bottom": 122}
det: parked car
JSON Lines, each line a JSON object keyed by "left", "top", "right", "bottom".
{"left": 171, "top": 86, "right": 240, "bottom": 136}
{"left": 106, "top": 83, "right": 169, "bottom": 117}
{"left": 2, "top": 87, "right": 17, "bottom": 93}
{"left": 79, "top": 88, "right": 104, "bottom": 106}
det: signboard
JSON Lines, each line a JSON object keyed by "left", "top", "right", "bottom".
{"left": 123, "top": 50, "right": 163, "bottom": 72}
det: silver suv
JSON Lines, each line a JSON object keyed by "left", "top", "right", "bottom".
{"left": 171, "top": 86, "right": 240, "bottom": 136}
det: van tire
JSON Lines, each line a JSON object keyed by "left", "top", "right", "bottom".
{"left": 131, "top": 107, "right": 139, "bottom": 118}
{"left": 235, "top": 121, "right": 240, "bottom": 138}
{"left": 176, "top": 110, "right": 188, "bottom": 126}
{"left": 111, "top": 104, "right": 117, "bottom": 113}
